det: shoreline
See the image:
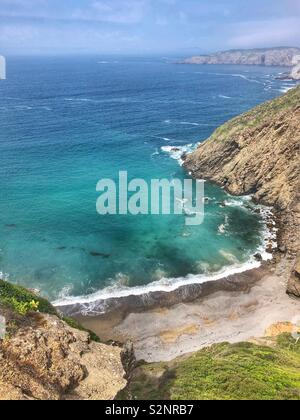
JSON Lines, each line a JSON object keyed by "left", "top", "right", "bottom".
{"left": 58, "top": 186, "right": 299, "bottom": 362}
{"left": 55, "top": 195, "right": 278, "bottom": 315}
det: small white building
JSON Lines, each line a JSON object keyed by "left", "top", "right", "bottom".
{"left": 0, "top": 55, "right": 6, "bottom": 80}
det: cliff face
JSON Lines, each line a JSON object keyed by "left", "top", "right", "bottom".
{"left": 0, "top": 313, "right": 127, "bottom": 400}
{"left": 0, "top": 280, "right": 127, "bottom": 400}
{"left": 181, "top": 47, "right": 300, "bottom": 66}
{"left": 183, "top": 86, "right": 300, "bottom": 293}
{"left": 290, "top": 64, "right": 300, "bottom": 80}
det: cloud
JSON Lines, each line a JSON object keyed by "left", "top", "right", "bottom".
{"left": 229, "top": 18, "right": 300, "bottom": 48}
{"left": 71, "top": 0, "right": 148, "bottom": 24}
{"left": 0, "top": 0, "right": 299, "bottom": 54}
{"left": 0, "top": 20, "right": 143, "bottom": 54}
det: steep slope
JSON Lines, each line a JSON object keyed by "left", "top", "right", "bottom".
{"left": 184, "top": 86, "right": 300, "bottom": 293}
{"left": 0, "top": 280, "right": 127, "bottom": 400}
{"left": 119, "top": 334, "right": 300, "bottom": 401}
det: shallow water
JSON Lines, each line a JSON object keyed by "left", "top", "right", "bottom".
{"left": 0, "top": 56, "right": 294, "bottom": 301}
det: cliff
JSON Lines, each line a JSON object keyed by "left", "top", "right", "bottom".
{"left": 183, "top": 86, "right": 300, "bottom": 295}
{"left": 0, "top": 280, "right": 127, "bottom": 400}
{"left": 290, "top": 63, "right": 300, "bottom": 80}
{"left": 181, "top": 47, "right": 300, "bottom": 66}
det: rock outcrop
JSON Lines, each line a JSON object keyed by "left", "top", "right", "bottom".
{"left": 290, "top": 63, "right": 300, "bottom": 80}
{"left": 288, "top": 254, "right": 300, "bottom": 298}
{"left": 290, "top": 55, "right": 300, "bottom": 80}
{"left": 181, "top": 47, "right": 300, "bottom": 67}
{"left": 183, "top": 86, "right": 300, "bottom": 294}
{"left": 0, "top": 313, "right": 126, "bottom": 400}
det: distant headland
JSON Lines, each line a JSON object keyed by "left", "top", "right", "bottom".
{"left": 179, "top": 47, "right": 300, "bottom": 68}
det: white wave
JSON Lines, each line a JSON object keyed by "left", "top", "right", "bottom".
{"left": 179, "top": 121, "right": 200, "bottom": 126}
{"left": 161, "top": 144, "right": 195, "bottom": 165}
{"left": 53, "top": 258, "right": 263, "bottom": 308}
{"left": 53, "top": 201, "right": 277, "bottom": 310}
{"left": 279, "top": 86, "right": 294, "bottom": 93}
{"left": 224, "top": 198, "right": 246, "bottom": 208}
{"left": 15, "top": 105, "right": 33, "bottom": 110}
{"left": 152, "top": 135, "right": 173, "bottom": 142}
{"left": 0, "top": 271, "right": 9, "bottom": 281}
{"left": 218, "top": 94, "right": 232, "bottom": 99}
{"left": 195, "top": 71, "right": 263, "bottom": 85}
{"left": 151, "top": 148, "right": 160, "bottom": 157}
{"left": 218, "top": 224, "right": 226, "bottom": 234}
{"left": 64, "top": 98, "right": 96, "bottom": 103}
{"left": 231, "top": 74, "right": 263, "bottom": 84}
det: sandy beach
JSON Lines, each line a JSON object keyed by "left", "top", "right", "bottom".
{"left": 77, "top": 255, "right": 299, "bottom": 362}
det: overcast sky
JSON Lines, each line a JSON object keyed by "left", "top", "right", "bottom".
{"left": 0, "top": 0, "right": 300, "bottom": 55}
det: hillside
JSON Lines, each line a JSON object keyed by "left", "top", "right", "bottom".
{"left": 184, "top": 86, "right": 300, "bottom": 295}
{"left": 119, "top": 335, "right": 300, "bottom": 400}
{"left": 181, "top": 47, "right": 300, "bottom": 66}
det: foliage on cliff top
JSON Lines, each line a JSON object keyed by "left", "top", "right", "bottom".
{"left": 0, "top": 279, "right": 100, "bottom": 342}
{"left": 0, "top": 279, "right": 57, "bottom": 316}
{"left": 209, "top": 85, "right": 300, "bottom": 143}
{"left": 119, "top": 334, "right": 300, "bottom": 401}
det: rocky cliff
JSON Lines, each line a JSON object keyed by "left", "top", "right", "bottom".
{"left": 0, "top": 280, "right": 127, "bottom": 400}
{"left": 181, "top": 47, "right": 300, "bottom": 66}
{"left": 183, "top": 86, "right": 300, "bottom": 295}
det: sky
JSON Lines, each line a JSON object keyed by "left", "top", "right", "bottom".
{"left": 0, "top": 0, "right": 300, "bottom": 55}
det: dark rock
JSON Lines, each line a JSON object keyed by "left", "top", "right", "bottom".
{"left": 90, "top": 252, "right": 110, "bottom": 258}
{"left": 278, "top": 245, "right": 287, "bottom": 254}
{"left": 121, "top": 341, "right": 136, "bottom": 380}
{"left": 254, "top": 253, "right": 263, "bottom": 262}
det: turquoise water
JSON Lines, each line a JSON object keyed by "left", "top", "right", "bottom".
{"left": 0, "top": 57, "right": 295, "bottom": 301}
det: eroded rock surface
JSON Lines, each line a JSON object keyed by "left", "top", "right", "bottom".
{"left": 0, "top": 313, "right": 126, "bottom": 400}
{"left": 184, "top": 86, "right": 300, "bottom": 294}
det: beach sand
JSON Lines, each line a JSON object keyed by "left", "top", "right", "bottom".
{"left": 78, "top": 256, "right": 299, "bottom": 362}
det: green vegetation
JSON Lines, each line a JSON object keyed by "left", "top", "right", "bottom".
{"left": 0, "top": 279, "right": 57, "bottom": 316}
{"left": 209, "top": 85, "right": 300, "bottom": 143}
{"left": 119, "top": 334, "right": 300, "bottom": 400}
{"left": 62, "top": 315, "right": 101, "bottom": 343}
{"left": 0, "top": 279, "right": 100, "bottom": 342}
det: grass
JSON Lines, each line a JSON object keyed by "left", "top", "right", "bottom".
{"left": 118, "top": 334, "right": 300, "bottom": 400}
{"left": 0, "top": 279, "right": 100, "bottom": 342}
{"left": 207, "top": 85, "right": 300, "bottom": 144}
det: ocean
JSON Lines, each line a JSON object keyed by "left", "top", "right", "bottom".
{"left": 0, "top": 56, "right": 296, "bottom": 303}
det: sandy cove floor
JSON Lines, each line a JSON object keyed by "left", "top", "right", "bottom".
{"left": 80, "top": 257, "right": 299, "bottom": 363}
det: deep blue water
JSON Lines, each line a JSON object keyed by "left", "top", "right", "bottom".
{"left": 0, "top": 56, "right": 295, "bottom": 301}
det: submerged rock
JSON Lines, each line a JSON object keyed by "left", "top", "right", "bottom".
{"left": 90, "top": 251, "right": 110, "bottom": 258}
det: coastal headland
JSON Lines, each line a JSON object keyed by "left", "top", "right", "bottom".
{"left": 1, "top": 84, "right": 299, "bottom": 400}
{"left": 69, "top": 86, "right": 300, "bottom": 362}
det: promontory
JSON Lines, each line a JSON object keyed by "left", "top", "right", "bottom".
{"left": 181, "top": 47, "right": 300, "bottom": 67}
